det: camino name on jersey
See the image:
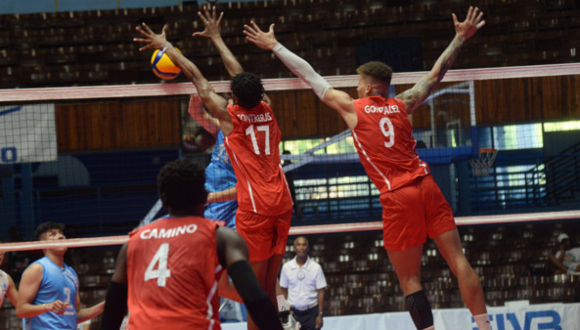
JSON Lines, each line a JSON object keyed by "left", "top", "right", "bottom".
{"left": 140, "top": 224, "right": 198, "bottom": 240}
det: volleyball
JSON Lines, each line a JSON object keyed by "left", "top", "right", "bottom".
{"left": 151, "top": 48, "right": 181, "bottom": 80}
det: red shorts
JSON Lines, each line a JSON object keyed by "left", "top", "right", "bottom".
{"left": 380, "top": 175, "right": 456, "bottom": 251}
{"left": 236, "top": 209, "right": 293, "bottom": 262}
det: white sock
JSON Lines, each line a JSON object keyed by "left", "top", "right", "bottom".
{"left": 474, "top": 313, "right": 491, "bottom": 330}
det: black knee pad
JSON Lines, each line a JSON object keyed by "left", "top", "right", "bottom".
{"left": 405, "top": 290, "right": 434, "bottom": 330}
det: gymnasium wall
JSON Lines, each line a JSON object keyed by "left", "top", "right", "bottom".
{"left": 55, "top": 99, "right": 181, "bottom": 152}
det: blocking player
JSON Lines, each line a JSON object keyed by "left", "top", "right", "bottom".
{"left": 99, "top": 159, "right": 283, "bottom": 330}
{"left": 133, "top": 16, "right": 293, "bottom": 330}
{"left": 244, "top": 7, "right": 490, "bottom": 330}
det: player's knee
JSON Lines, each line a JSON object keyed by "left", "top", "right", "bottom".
{"left": 397, "top": 274, "right": 422, "bottom": 294}
{"left": 405, "top": 290, "right": 434, "bottom": 330}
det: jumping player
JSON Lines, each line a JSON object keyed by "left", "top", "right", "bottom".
{"left": 99, "top": 159, "right": 283, "bottom": 330}
{"left": 244, "top": 7, "right": 490, "bottom": 330}
{"left": 133, "top": 13, "right": 293, "bottom": 330}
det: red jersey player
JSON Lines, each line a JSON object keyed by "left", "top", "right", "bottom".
{"left": 245, "top": 6, "right": 491, "bottom": 330}
{"left": 133, "top": 19, "right": 293, "bottom": 330}
{"left": 99, "top": 159, "right": 283, "bottom": 330}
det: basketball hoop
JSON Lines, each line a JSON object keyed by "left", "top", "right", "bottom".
{"left": 469, "top": 148, "right": 497, "bottom": 177}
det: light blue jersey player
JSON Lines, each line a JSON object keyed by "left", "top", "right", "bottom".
{"left": 204, "top": 129, "right": 238, "bottom": 229}
{"left": 22, "top": 257, "right": 78, "bottom": 330}
{"left": 188, "top": 95, "right": 238, "bottom": 229}
{"left": 17, "top": 222, "right": 104, "bottom": 330}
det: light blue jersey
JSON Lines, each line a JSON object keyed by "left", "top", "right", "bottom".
{"left": 23, "top": 257, "right": 78, "bottom": 330}
{"left": 205, "top": 130, "right": 238, "bottom": 229}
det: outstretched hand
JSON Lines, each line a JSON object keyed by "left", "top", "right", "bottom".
{"left": 243, "top": 21, "right": 278, "bottom": 50}
{"left": 133, "top": 23, "right": 169, "bottom": 51}
{"left": 193, "top": 5, "right": 224, "bottom": 39}
{"left": 452, "top": 6, "right": 485, "bottom": 41}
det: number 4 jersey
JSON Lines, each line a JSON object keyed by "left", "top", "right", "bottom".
{"left": 224, "top": 102, "right": 293, "bottom": 216}
{"left": 126, "top": 216, "right": 223, "bottom": 330}
{"left": 351, "top": 96, "right": 430, "bottom": 194}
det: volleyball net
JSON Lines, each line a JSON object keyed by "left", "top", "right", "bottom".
{"left": 1, "top": 63, "right": 580, "bottom": 324}
{"left": 0, "top": 63, "right": 579, "bottom": 242}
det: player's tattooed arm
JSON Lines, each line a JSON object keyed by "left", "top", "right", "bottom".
{"left": 396, "top": 6, "right": 485, "bottom": 114}
{"left": 395, "top": 39, "right": 462, "bottom": 114}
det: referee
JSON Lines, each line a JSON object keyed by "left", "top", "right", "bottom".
{"left": 280, "top": 237, "right": 327, "bottom": 330}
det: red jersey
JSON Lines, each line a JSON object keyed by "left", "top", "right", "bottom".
{"left": 126, "top": 217, "right": 223, "bottom": 330}
{"left": 351, "top": 96, "right": 429, "bottom": 194}
{"left": 224, "top": 102, "right": 293, "bottom": 216}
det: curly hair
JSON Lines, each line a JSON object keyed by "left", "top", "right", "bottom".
{"left": 157, "top": 158, "right": 207, "bottom": 211}
{"left": 35, "top": 222, "right": 65, "bottom": 241}
{"left": 230, "top": 72, "right": 265, "bottom": 109}
{"left": 356, "top": 61, "right": 393, "bottom": 86}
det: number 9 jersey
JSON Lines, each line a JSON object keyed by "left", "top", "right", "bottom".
{"left": 126, "top": 216, "right": 223, "bottom": 330}
{"left": 351, "top": 96, "right": 430, "bottom": 194}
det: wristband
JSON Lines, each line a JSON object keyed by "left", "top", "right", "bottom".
{"left": 162, "top": 42, "right": 172, "bottom": 52}
{"left": 42, "top": 303, "right": 47, "bottom": 311}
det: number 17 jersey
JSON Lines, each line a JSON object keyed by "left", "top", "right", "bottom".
{"left": 224, "top": 102, "right": 293, "bottom": 216}
{"left": 351, "top": 96, "right": 429, "bottom": 194}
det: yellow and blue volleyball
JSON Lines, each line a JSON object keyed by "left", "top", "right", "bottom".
{"left": 151, "top": 48, "right": 181, "bottom": 80}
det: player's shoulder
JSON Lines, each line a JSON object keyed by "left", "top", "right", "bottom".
{"left": 22, "top": 261, "right": 44, "bottom": 278}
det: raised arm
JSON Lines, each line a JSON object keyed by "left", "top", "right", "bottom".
{"left": 134, "top": 23, "right": 233, "bottom": 135}
{"left": 396, "top": 7, "right": 485, "bottom": 114}
{"left": 195, "top": 6, "right": 272, "bottom": 105}
{"left": 244, "top": 22, "right": 357, "bottom": 128}
{"left": 193, "top": 6, "right": 243, "bottom": 77}
{"left": 188, "top": 95, "right": 220, "bottom": 137}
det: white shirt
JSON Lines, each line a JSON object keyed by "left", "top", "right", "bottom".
{"left": 555, "top": 247, "right": 580, "bottom": 271}
{"left": 280, "top": 257, "right": 327, "bottom": 309}
{"left": 0, "top": 270, "right": 9, "bottom": 306}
